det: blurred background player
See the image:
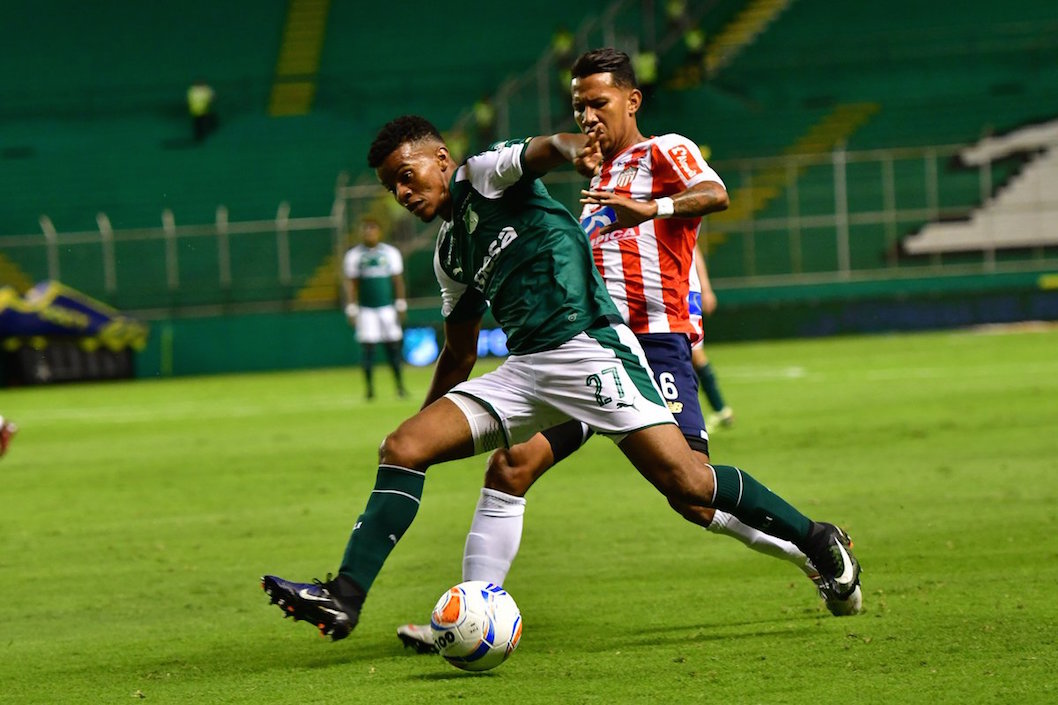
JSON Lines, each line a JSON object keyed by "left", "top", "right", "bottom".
{"left": 691, "top": 248, "right": 734, "bottom": 433}
{"left": 0, "top": 416, "right": 17, "bottom": 458}
{"left": 342, "top": 217, "right": 408, "bottom": 399}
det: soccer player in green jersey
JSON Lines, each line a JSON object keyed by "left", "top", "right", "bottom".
{"left": 261, "top": 115, "right": 860, "bottom": 641}
{"left": 342, "top": 217, "right": 408, "bottom": 399}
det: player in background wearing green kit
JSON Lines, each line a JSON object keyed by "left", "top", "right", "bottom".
{"left": 342, "top": 217, "right": 408, "bottom": 399}
{"left": 261, "top": 115, "right": 861, "bottom": 641}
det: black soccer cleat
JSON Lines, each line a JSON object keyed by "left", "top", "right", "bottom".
{"left": 261, "top": 574, "right": 360, "bottom": 641}
{"left": 803, "top": 522, "right": 862, "bottom": 604}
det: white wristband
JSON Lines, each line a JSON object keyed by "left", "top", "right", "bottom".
{"left": 654, "top": 197, "right": 675, "bottom": 218}
{"left": 394, "top": 298, "right": 408, "bottom": 313}
{"left": 344, "top": 303, "right": 359, "bottom": 318}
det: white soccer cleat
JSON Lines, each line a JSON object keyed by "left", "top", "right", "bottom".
{"left": 396, "top": 623, "right": 437, "bottom": 654}
{"left": 705, "top": 406, "right": 734, "bottom": 434}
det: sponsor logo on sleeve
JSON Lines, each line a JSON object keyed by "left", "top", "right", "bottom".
{"left": 667, "top": 144, "right": 703, "bottom": 181}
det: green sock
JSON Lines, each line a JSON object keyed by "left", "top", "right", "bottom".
{"left": 338, "top": 464, "right": 425, "bottom": 592}
{"left": 710, "top": 464, "right": 811, "bottom": 544}
{"left": 696, "top": 362, "right": 726, "bottom": 412}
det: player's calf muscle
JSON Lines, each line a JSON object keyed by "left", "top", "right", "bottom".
{"left": 619, "top": 427, "right": 716, "bottom": 503}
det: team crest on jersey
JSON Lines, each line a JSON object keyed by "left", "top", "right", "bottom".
{"left": 463, "top": 205, "right": 479, "bottom": 234}
{"left": 613, "top": 167, "right": 637, "bottom": 189}
{"left": 667, "top": 144, "right": 702, "bottom": 181}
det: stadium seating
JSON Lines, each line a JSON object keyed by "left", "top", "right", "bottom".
{"left": 1, "top": 0, "right": 1055, "bottom": 310}
{"left": 674, "top": 0, "right": 1058, "bottom": 277}
{"left": 0, "top": 0, "right": 608, "bottom": 308}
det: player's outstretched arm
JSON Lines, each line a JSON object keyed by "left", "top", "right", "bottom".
{"left": 523, "top": 133, "right": 594, "bottom": 177}
{"left": 667, "top": 180, "right": 730, "bottom": 218}
{"left": 582, "top": 180, "right": 730, "bottom": 235}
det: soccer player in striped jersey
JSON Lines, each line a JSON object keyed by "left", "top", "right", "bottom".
{"left": 397, "top": 49, "right": 859, "bottom": 650}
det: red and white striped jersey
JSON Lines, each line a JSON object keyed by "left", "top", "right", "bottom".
{"left": 580, "top": 134, "right": 724, "bottom": 343}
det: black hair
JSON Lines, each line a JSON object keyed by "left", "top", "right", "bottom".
{"left": 367, "top": 115, "right": 444, "bottom": 169}
{"left": 570, "top": 48, "right": 638, "bottom": 89}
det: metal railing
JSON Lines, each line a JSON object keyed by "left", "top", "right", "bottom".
{"left": 338, "top": 141, "right": 1058, "bottom": 289}
{"left": 5, "top": 141, "right": 1056, "bottom": 319}
{"left": 2, "top": 199, "right": 345, "bottom": 317}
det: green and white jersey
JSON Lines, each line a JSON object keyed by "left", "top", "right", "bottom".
{"left": 343, "top": 242, "right": 404, "bottom": 308}
{"left": 433, "top": 138, "right": 621, "bottom": 355}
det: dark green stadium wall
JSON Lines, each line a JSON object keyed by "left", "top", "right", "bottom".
{"left": 135, "top": 305, "right": 445, "bottom": 378}
{"left": 133, "top": 272, "right": 1058, "bottom": 378}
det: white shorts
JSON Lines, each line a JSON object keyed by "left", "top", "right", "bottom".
{"left": 446, "top": 323, "right": 676, "bottom": 454}
{"left": 356, "top": 305, "right": 403, "bottom": 344}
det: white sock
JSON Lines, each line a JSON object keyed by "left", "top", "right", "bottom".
{"left": 707, "top": 510, "right": 815, "bottom": 576}
{"left": 462, "top": 487, "right": 527, "bottom": 585}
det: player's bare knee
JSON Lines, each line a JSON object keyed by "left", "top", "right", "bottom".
{"left": 664, "top": 465, "right": 715, "bottom": 508}
{"left": 379, "top": 427, "right": 429, "bottom": 470}
{"left": 484, "top": 449, "right": 530, "bottom": 496}
{"left": 667, "top": 497, "right": 713, "bottom": 529}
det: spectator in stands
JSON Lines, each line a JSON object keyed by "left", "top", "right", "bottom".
{"left": 665, "top": 0, "right": 690, "bottom": 32}
{"left": 187, "top": 79, "right": 217, "bottom": 142}
{"left": 0, "top": 416, "right": 17, "bottom": 458}
{"left": 472, "top": 94, "right": 497, "bottom": 150}
{"left": 342, "top": 217, "right": 408, "bottom": 400}
{"left": 551, "top": 24, "right": 575, "bottom": 96}
{"left": 632, "top": 49, "right": 659, "bottom": 99}
{"left": 681, "top": 26, "right": 707, "bottom": 84}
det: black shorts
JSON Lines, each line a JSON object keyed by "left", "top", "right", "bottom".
{"left": 637, "top": 333, "right": 709, "bottom": 455}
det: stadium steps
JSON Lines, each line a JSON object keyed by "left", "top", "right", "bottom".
{"left": 0, "top": 254, "right": 34, "bottom": 293}
{"left": 296, "top": 251, "right": 341, "bottom": 305}
{"left": 904, "top": 120, "right": 1058, "bottom": 254}
{"left": 704, "top": 102, "right": 879, "bottom": 251}
{"left": 705, "top": 0, "right": 793, "bottom": 78}
{"left": 268, "top": 0, "right": 332, "bottom": 116}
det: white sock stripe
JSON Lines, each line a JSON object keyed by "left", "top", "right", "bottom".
{"left": 706, "top": 464, "right": 718, "bottom": 505}
{"left": 735, "top": 468, "right": 744, "bottom": 506}
{"left": 371, "top": 488, "right": 422, "bottom": 504}
{"left": 378, "top": 464, "right": 426, "bottom": 477}
{"left": 481, "top": 487, "right": 527, "bottom": 506}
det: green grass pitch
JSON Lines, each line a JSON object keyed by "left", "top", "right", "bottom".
{"left": 2, "top": 327, "right": 1057, "bottom": 704}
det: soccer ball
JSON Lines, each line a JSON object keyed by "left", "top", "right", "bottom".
{"left": 430, "top": 581, "right": 522, "bottom": 672}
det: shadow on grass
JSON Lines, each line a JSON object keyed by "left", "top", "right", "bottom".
{"left": 579, "top": 613, "right": 823, "bottom": 652}
{"left": 408, "top": 670, "right": 502, "bottom": 681}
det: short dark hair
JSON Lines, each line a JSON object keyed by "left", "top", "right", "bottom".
{"left": 571, "top": 48, "right": 637, "bottom": 89}
{"left": 367, "top": 115, "right": 444, "bottom": 169}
